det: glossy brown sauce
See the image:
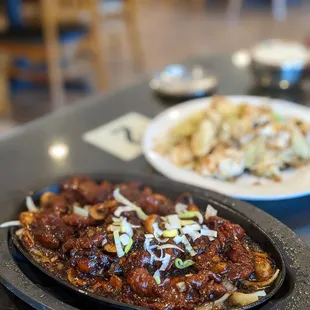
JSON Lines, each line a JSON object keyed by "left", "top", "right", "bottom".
{"left": 18, "top": 177, "right": 276, "bottom": 310}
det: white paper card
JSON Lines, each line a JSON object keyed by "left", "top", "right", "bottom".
{"left": 82, "top": 112, "right": 151, "bottom": 161}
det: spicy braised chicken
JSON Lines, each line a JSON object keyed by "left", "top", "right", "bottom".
{"left": 16, "top": 176, "right": 279, "bottom": 309}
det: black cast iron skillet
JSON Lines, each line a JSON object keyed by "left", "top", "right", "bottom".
{"left": 10, "top": 173, "right": 285, "bottom": 310}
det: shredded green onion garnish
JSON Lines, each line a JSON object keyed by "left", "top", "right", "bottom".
{"left": 175, "top": 258, "right": 195, "bottom": 269}
{"left": 153, "top": 270, "right": 161, "bottom": 284}
{"left": 113, "top": 189, "right": 147, "bottom": 220}
{"left": 178, "top": 211, "right": 203, "bottom": 224}
{"left": 124, "top": 237, "right": 133, "bottom": 253}
{"left": 180, "top": 219, "right": 194, "bottom": 226}
{"left": 113, "top": 230, "right": 125, "bottom": 257}
{"left": 154, "top": 276, "right": 160, "bottom": 285}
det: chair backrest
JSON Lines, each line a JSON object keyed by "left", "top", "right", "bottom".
{"left": 22, "top": 0, "right": 98, "bottom": 26}
{"left": 55, "top": 0, "right": 97, "bottom": 24}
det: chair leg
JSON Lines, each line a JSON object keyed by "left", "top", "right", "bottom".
{"left": 272, "top": 0, "right": 287, "bottom": 21}
{"left": 124, "top": 0, "right": 144, "bottom": 71}
{"left": 0, "top": 54, "right": 11, "bottom": 116}
{"left": 41, "top": 0, "right": 65, "bottom": 108}
{"left": 227, "top": 0, "right": 243, "bottom": 22}
{"left": 88, "top": 0, "right": 108, "bottom": 91}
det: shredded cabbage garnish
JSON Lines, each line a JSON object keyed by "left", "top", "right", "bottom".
{"left": 181, "top": 235, "right": 196, "bottom": 256}
{"left": 159, "top": 253, "right": 171, "bottom": 271}
{"left": 173, "top": 235, "right": 183, "bottom": 244}
{"left": 157, "top": 244, "right": 184, "bottom": 252}
{"left": 120, "top": 217, "right": 133, "bottom": 237}
{"left": 119, "top": 233, "right": 130, "bottom": 246}
{"left": 165, "top": 214, "right": 181, "bottom": 230}
{"left": 153, "top": 222, "right": 169, "bottom": 243}
{"left": 181, "top": 226, "right": 201, "bottom": 241}
{"left": 178, "top": 211, "right": 203, "bottom": 224}
{"left": 113, "top": 230, "right": 125, "bottom": 257}
{"left": 201, "top": 226, "right": 218, "bottom": 238}
{"left": 125, "top": 237, "right": 133, "bottom": 253}
{"left": 113, "top": 188, "right": 147, "bottom": 220}
{"left": 175, "top": 258, "right": 194, "bottom": 269}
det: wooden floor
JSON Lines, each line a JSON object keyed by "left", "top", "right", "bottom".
{"left": 2, "top": 0, "right": 310, "bottom": 131}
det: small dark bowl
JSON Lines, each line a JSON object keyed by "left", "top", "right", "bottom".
{"left": 10, "top": 173, "right": 286, "bottom": 310}
{"left": 250, "top": 58, "right": 309, "bottom": 89}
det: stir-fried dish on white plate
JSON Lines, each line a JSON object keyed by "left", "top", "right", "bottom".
{"left": 154, "top": 96, "right": 310, "bottom": 182}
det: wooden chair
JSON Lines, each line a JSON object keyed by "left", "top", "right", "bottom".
{"left": 0, "top": 0, "right": 106, "bottom": 109}
{"left": 102, "top": 0, "right": 144, "bottom": 70}
{"left": 227, "top": 0, "right": 288, "bottom": 22}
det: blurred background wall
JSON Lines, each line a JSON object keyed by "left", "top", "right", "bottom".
{"left": 0, "top": 0, "right": 309, "bottom": 127}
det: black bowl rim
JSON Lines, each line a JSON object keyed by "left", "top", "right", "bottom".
{"left": 1, "top": 172, "right": 310, "bottom": 310}
{"left": 11, "top": 172, "right": 285, "bottom": 310}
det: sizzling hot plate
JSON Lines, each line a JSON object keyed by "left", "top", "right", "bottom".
{"left": 1, "top": 173, "right": 309, "bottom": 310}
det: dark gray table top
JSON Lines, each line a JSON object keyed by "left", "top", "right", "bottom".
{"left": 1, "top": 53, "right": 310, "bottom": 309}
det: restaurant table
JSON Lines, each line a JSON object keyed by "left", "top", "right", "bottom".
{"left": 1, "top": 53, "right": 310, "bottom": 309}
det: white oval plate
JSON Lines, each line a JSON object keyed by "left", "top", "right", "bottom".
{"left": 142, "top": 96, "right": 310, "bottom": 201}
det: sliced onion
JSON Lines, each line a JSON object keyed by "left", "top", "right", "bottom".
{"left": 73, "top": 205, "right": 89, "bottom": 217}
{"left": 108, "top": 224, "right": 119, "bottom": 232}
{"left": 215, "top": 293, "right": 231, "bottom": 304}
{"left": 175, "top": 202, "right": 187, "bottom": 214}
{"left": 181, "top": 235, "right": 196, "bottom": 256}
{"left": 196, "top": 293, "right": 231, "bottom": 310}
{"left": 26, "top": 196, "right": 39, "bottom": 212}
{"left": 0, "top": 220, "right": 21, "bottom": 228}
{"left": 120, "top": 233, "right": 130, "bottom": 246}
{"left": 101, "top": 238, "right": 107, "bottom": 247}
{"left": 205, "top": 205, "right": 218, "bottom": 220}
{"left": 112, "top": 216, "right": 122, "bottom": 223}
{"left": 230, "top": 291, "right": 266, "bottom": 306}
{"left": 113, "top": 188, "right": 147, "bottom": 220}
{"left": 175, "top": 258, "right": 194, "bottom": 269}
{"left": 159, "top": 253, "right": 171, "bottom": 271}
{"left": 181, "top": 225, "right": 202, "bottom": 241}
{"left": 114, "top": 206, "right": 135, "bottom": 217}
{"left": 113, "top": 230, "right": 125, "bottom": 257}
{"left": 153, "top": 222, "right": 169, "bottom": 243}
{"left": 157, "top": 244, "right": 184, "bottom": 252}
{"left": 165, "top": 214, "right": 181, "bottom": 229}
{"left": 178, "top": 211, "right": 203, "bottom": 224}
{"left": 153, "top": 269, "right": 161, "bottom": 284}
{"left": 125, "top": 237, "right": 133, "bottom": 253}
{"left": 242, "top": 269, "right": 280, "bottom": 288}
{"left": 222, "top": 279, "right": 237, "bottom": 293}
{"left": 15, "top": 228, "right": 24, "bottom": 236}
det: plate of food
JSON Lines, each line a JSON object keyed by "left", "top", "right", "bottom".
{"left": 143, "top": 96, "right": 310, "bottom": 200}
{"left": 1, "top": 174, "right": 286, "bottom": 310}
